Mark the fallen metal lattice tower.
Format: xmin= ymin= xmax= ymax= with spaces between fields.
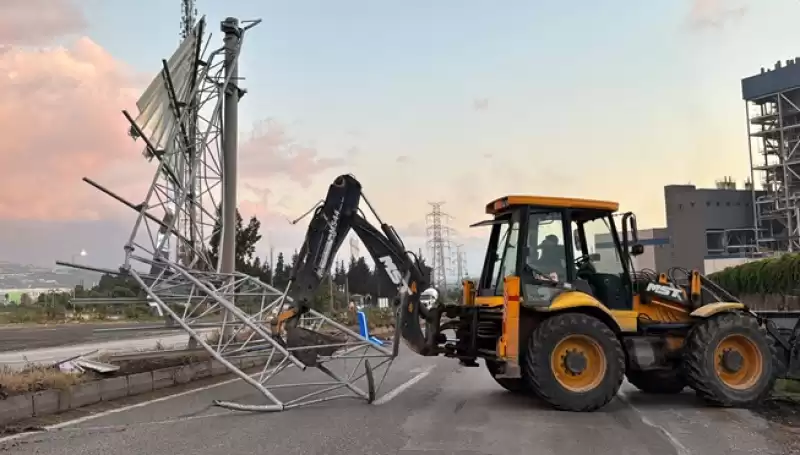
xmin=60 ymin=16 xmax=398 ymax=412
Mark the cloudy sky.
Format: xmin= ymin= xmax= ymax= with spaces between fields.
xmin=1 ymin=0 xmax=798 ymax=276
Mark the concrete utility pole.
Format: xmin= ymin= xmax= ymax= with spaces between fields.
xmin=219 ymin=17 xmax=240 ymax=277
xmin=219 ymin=17 xmax=241 ymax=340
xmin=269 ymin=244 xmax=275 ymax=286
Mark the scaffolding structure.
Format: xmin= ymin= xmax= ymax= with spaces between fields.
xmin=743 ymin=58 xmax=800 ymax=252
xmin=56 ymin=14 xmax=397 ymax=412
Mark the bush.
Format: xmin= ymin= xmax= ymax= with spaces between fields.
xmin=708 ymin=253 xmax=800 ymax=296
xmin=363 ymin=307 xmax=395 ymax=329
xmin=0 ymin=365 xmax=85 ymax=395
xmin=0 ymin=306 xmax=49 ymax=324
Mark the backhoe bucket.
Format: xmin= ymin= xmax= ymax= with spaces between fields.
xmin=285 ymin=325 xmax=348 ymax=367
xmin=759 ymin=310 xmax=800 ymax=380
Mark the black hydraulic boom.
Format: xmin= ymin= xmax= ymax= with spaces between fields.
xmin=284 ymin=174 xmax=439 ymax=355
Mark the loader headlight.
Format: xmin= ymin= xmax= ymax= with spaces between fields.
xmin=522 ymin=284 xmax=563 ymax=307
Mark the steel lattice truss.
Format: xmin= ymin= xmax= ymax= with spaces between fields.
xmin=70 ymin=16 xmax=398 ymax=412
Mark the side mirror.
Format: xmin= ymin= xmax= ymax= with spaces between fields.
xmin=630 ymin=244 xmax=644 ymax=256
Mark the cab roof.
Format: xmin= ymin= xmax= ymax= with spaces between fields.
xmin=485 ymin=195 xmax=619 ymax=215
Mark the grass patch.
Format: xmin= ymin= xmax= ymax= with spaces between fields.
xmin=776 ymin=379 xmax=800 ymax=398
xmin=0 ymin=365 xmax=85 ymax=397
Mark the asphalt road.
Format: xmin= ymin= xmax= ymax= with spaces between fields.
xmin=0 ymin=329 xmax=213 ymax=369
xmin=0 ymin=323 xmax=176 ymax=353
xmin=1 ymin=346 xmax=797 ymax=455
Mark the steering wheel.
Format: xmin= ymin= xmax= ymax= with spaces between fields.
xmin=523 ymin=263 xmax=557 ymax=282
xmin=575 ymin=254 xmax=596 ymax=274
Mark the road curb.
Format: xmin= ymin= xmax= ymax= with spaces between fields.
xmin=0 ymin=356 xmax=268 ymax=428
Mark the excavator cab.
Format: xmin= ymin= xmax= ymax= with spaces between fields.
xmin=470 ymin=196 xmax=640 ymax=313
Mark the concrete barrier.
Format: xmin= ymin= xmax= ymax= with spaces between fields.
xmin=0 ymin=357 xmax=268 ymax=428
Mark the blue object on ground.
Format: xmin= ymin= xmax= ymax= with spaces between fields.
xmin=357 ymin=310 xmax=387 ymax=346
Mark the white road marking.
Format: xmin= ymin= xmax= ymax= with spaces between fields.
xmin=0 ymin=361 xmax=435 ymax=444
xmin=618 ymin=392 xmax=692 ymax=455
xmin=0 ymin=372 xmax=253 ymax=445
xmin=373 ymin=365 xmax=435 ymax=405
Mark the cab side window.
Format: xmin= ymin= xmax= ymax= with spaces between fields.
xmin=526 ymin=211 xmax=567 ymax=282
xmin=494 ymin=218 xmax=520 ymax=295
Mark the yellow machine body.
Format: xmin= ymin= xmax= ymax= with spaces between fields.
xmin=453 ymin=194 xmax=774 ymax=412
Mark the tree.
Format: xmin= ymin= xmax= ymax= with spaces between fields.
xmin=333 ymin=260 xmax=347 ymax=288
xmin=208 ymin=204 xmax=262 ymax=270
xmin=274 ymin=252 xmax=290 ymax=289
xmin=96 ymin=273 xmax=141 ymax=296
xmin=348 ymin=257 xmax=372 ymax=295
xmin=259 ymin=259 xmax=274 ymax=285
xmin=20 ymin=293 xmax=32 ymax=306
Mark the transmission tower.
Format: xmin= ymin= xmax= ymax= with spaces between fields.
xmin=180 ymin=0 xmax=197 ymax=39
xmin=349 ymin=235 xmax=360 ymax=260
xmin=426 ymin=202 xmax=455 ymax=291
xmin=160 ymin=0 xmax=201 ymax=266
xmin=454 ymin=243 xmax=468 ymax=282
xmin=58 ymin=14 xmax=397 ymax=413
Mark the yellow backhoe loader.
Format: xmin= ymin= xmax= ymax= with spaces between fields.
xmin=279 ymin=174 xmax=799 ymax=412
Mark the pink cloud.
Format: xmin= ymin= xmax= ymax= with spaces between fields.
xmin=687 ymin=0 xmax=747 ymax=30
xmin=239 ymin=119 xmax=346 ymax=188
xmin=0 ymin=0 xmax=87 ymax=46
xmin=0 ymin=1 xmax=145 ymax=221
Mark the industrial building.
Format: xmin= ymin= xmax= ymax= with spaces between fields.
xmin=594 ymin=179 xmax=766 ymax=274
xmin=595 ymin=227 xmax=670 ymax=273
xmin=590 ymin=56 xmax=800 ymax=275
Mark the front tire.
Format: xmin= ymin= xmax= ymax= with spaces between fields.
xmin=486 ymin=360 xmax=529 ymax=393
xmin=683 ymin=312 xmax=777 ymax=407
xmin=524 ymin=313 xmax=625 ymax=412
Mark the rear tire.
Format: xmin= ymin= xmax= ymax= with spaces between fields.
xmin=684 ymin=312 xmax=777 ymax=407
xmin=524 ymin=312 xmax=625 ymax=412
xmin=626 ymin=368 xmax=687 ymax=394
xmin=486 ymin=360 xmax=529 ymax=393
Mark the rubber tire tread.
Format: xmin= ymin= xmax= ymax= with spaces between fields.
xmin=626 ymin=368 xmax=687 ymax=394
xmin=485 ymin=360 xmax=529 ymax=394
xmin=524 ymin=312 xmax=625 ymax=412
xmin=683 ymin=311 xmax=778 ymax=407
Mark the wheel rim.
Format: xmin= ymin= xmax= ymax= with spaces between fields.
xmin=550 ymin=334 xmax=607 ymax=393
xmin=713 ymin=334 xmax=763 ymax=390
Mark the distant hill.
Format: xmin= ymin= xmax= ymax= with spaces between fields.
xmin=0 ymin=218 xmax=132 ymax=269
xmin=0 ymin=261 xmax=104 ymax=290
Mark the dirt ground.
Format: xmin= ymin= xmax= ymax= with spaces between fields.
xmin=754 ymin=380 xmax=800 ymax=428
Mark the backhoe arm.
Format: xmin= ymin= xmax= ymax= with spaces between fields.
xmin=283 ymin=174 xmax=436 ymax=355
